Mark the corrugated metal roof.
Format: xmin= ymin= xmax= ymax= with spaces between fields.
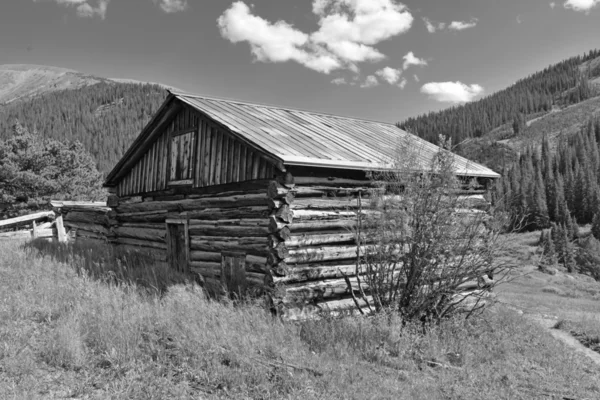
xmin=172 ymin=91 xmax=500 ymax=179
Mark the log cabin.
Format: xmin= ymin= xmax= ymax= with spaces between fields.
xmin=103 ymin=91 xmax=500 ymax=319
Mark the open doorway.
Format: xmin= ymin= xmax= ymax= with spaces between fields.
xmin=166 ymin=219 xmax=189 ymax=274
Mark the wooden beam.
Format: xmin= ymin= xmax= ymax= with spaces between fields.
xmin=0 ymin=211 xmax=55 ymax=230
xmin=55 ymin=215 xmax=67 ymax=243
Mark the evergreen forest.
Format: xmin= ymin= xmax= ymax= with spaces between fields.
xmin=398 ymin=49 xmax=600 ymax=144
xmin=0 ymin=82 xmax=167 ymax=174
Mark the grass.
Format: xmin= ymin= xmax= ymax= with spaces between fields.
xmin=1 ymin=239 xmax=600 ymax=399
xmin=496 ymin=230 xmax=600 ymax=360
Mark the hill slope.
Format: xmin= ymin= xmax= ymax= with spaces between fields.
xmin=399 ymin=49 xmax=600 ymax=158
xmin=0 ymin=64 xmax=111 ymax=105
xmin=0 ymin=81 xmax=168 ymax=174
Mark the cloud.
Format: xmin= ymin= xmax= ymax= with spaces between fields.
xmin=375 ymin=66 xmax=402 ymax=85
xmin=420 ymin=81 xmax=484 ymax=103
xmin=563 ymin=0 xmax=600 ymax=12
xmin=550 ymin=2 xmax=556 ymax=8
xmin=413 ymin=74 xmax=420 ymax=82
xmin=448 ymin=18 xmax=478 ymax=31
xmin=331 ymin=77 xmax=347 ymax=85
xmin=423 ymin=17 xmax=436 ymax=33
xmin=360 ymin=75 xmax=379 ymax=88
xmin=154 ymin=0 xmax=188 ymax=13
xmin=422 ymin=17 xmax=476 ymax=33
xmin=516 ymin=14 xmax=523 ymax=23
xmin=398 ymin=77 xmax=407 ymax=89
xmin=35 ymin=0 xmax=110 ymax=19
xmin=402 ymin=51 xmax=427 ymax=70
xmin=218 ymin=0 xmax=414 ymax=74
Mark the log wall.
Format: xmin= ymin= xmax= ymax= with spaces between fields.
xmin=264 ymin=172 xmax=374 ymax=319
xmin=116 ymin=106 xmax=276 ymax=197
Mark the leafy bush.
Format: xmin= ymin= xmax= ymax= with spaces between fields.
xmin=351 ymin=137 xmax=505 ymax=323
xmin=0 ymin=122 xmax=105 ymax=217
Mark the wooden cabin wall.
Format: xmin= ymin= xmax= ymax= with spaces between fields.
xmin=57 ymin=204 xmax=113 ymax=242
xmin=110 ymin=180 xmax=276 ymax=288
xmin=264 ymin=170 xmax=491 ymax=320
xmin=116 ymin=106 xmax=276 ymax=198
xmin=265 ymin=172 xmax=374 ymax=320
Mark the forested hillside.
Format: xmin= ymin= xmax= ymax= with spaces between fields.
xmin=0 ymin=82 xmax=167 ymax=173
xmin=399 ymin=49 xmax=600 ymax=144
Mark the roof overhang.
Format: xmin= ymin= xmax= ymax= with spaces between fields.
xmin=282 ymin=156 xmax=501 ymax=178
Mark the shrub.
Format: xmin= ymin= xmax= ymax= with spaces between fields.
xmin=350 ymin=137 xmax=507 ymax=323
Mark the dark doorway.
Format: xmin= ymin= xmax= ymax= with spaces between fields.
xmin=166 ymin=219 xmax=189 ymax=273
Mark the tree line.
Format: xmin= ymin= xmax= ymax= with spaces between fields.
xmin=0 ymin=82 xmax=167 ymax=174
xmin=398 ymin=49 xmax=600 ymax=144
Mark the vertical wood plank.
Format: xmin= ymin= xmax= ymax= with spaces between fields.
xmin=142 ymin=153 xmax=148 ymax=193
xmin=239 ymin=145 xmax=247 ymax=182
xmin=204 ymin=124 xmax=213 ymax=187
xmin=132 ymin=164 xmax=138 ymax=195
xmin=258 ymin=157 xmax=266 ymax=179
xmin=246 ymin=151 xmax=254 ymax=181
xmin=156 ymin=134 xmax=163 ymax=190
xmin=148 ymin=147 xmax=155 ymax=192
xmin=211 ymin=129 xmax=223 ymax=185
xmin=194 ymin=121 xmax=204 ymax=187
xmin=221 ymin=135 xmax=229 ymax=184
xmin=233 ymin=141 xmax=241 ymax=182
xmin=169 ymin=136 xmax=177 ymax=181
xmin=56 ymin=216 xmax=67 ymax=243
xmin=227 ymin=136 xmax=234 ymax=183
xmin=152 ymin=142 xmax=159 ymax=191
xmin=189 ymin=131 xmax=195 ymax=180
xmin=221 ymin=252 xmax=247 ymax=296
xmin=181 ymin=133 xmax=189 ymax=180
xmin=252 ymin=153 xmax=260 ymax=179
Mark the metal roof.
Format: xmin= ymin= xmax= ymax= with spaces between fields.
xmin=172 ymin=91 xmax=500 ymax=179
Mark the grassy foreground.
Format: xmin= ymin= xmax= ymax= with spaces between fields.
xmin=0 ymin=240 xmax=599 ymax=399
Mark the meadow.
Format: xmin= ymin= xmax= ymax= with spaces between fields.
xmin=0 ymin=238 xmax=599 ymax=399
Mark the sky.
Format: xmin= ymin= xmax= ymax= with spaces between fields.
xmin=0 ymin=0 xmax=599 ymax=123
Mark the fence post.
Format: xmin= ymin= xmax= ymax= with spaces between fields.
xmin=55 ymin=215 xmax=67 ymax=243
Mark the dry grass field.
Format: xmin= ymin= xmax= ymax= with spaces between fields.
xmin=0 ymin=238 xmax=599 ymax=399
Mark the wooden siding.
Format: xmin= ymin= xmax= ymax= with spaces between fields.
xmin=116 ymin=106 xmax=276 ymax=197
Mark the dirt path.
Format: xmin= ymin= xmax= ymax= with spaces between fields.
xmin=523 ymin=311 xmax=600 ymax=366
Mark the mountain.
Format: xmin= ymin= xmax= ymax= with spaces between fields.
xmin=399 ymin=49 xmax=600 ymax=172
xmin=0 ymin=75 xmax=168 ymax=174
xmin=0 ymin=64 xmax=112 ymax=105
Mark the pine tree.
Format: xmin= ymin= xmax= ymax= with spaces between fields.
xmin=592 ymin=210 xmax=600 ymax=240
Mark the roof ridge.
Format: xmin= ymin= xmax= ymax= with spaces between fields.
xmin=168 ymin=90 xmax=398 ymax=127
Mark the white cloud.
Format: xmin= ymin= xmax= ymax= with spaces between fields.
xmin=550 ymin=2 xmax=556 ymax=8
xmin=421 ymin=81 xmax=484 ymax=103
xmin=413 ymin=74 xmax=420 ymax=82
xmin=423 ymin=17 xmax=436 ymax=33
xmin=154 ymin=0 xmax=188 ymax=13
xmin=398 ymin=77 xmax=407 ymax=89
xmin=448 ymin=18 xmax=478 ymax=31
xmin=422 ymin=17 xmax=476 ymax=33
xmin=516 ymin=14 xmax=523 ymax=23
xmin=331 ymin=77 xmax=347 ymax=85
xmin=35 ymin=0 xmax=110 ymax=19
xmin=402 ymin=51 xmax=427 ymax=70
xmin=375 ymin=66 xmax=402 ymax=85
xmin=563 ymin=0 xmax=600 ymax=12
xmin=360 ymin=75 xmax=379 ymax=88
xmin=218 ymin=0 xmax=414 ymax=74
